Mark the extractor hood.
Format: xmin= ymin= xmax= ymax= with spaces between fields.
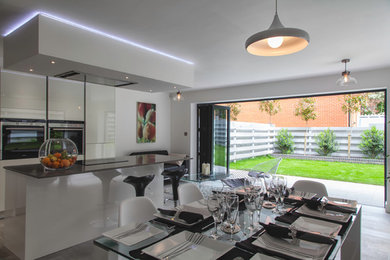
xmin=55 ymin=71 xmax=137 ymax=87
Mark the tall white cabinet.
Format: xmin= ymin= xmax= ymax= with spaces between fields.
xmin=86 ymin=83 xmax=116 ymax=159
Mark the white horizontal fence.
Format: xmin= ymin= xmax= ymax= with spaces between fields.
xmin=220 ymin=121 xmax=384 ymax=162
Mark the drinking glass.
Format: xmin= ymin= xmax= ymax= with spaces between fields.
xmin=207 ymin=194 xmax=222 ymax=239
xmin=225 ymin=194 xmax=239 ymax=241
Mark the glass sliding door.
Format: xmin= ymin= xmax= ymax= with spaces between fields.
xmin=197 ymin=104 xmax=230 ymax=177
xmin=213 ymin=105 xmax=230 ymax=175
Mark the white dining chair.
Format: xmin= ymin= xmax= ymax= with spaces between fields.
xmin=178 ymin=182 xmax=204 ymax=205
xmin=292 ymin=180 xmax=328 ymax=197
xmin=119 ymin=197 xmax=157 ymax=226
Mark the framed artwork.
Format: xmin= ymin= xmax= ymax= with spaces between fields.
xmin=137 ymin=102 xmax=156 ymax=143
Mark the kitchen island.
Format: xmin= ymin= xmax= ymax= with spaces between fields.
xmin=2 ymin=154 xmax=189 ymax=260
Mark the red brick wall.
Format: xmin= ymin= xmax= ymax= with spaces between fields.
xmin=222 ymin=95 xmax=354 ymax=127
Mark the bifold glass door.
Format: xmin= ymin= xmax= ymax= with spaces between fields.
xmin=197 ymin=104 xmax=230 ymax=177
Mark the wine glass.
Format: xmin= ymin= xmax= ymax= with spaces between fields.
xmin=244 ymin=177 xmax=255 ymax=193
xmin=262 ymin=173 xmax=273 ymax=201
xmin=244 ymin=190 xmax=257 ymax=232
xmin=253 ymin=179 xmax=265 ymax=224
xmin=269 ymin=176 xmax=278 ymax=212
xmin=207 ymin=194 xmax=222 ymax=239
xmin=277 ymin=176 xmax=287 ymax=212
xmin=225 ymin=194 xmax=239 ymax=241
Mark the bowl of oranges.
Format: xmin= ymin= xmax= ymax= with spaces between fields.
xmin=39 ymin=138 xmax=78 ymax=170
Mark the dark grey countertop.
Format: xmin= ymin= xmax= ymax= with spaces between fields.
xmin=4 ymin=154 xmax=190 ymax=179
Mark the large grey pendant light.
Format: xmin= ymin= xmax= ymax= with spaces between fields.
xmin=336 ymin=59 xmax=357 ymax=87
xmin=245 ymin=0 xmax=310 ymax=56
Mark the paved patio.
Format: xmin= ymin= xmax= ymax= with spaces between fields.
xmin=229 ymin=169 xmax=385 ymax=207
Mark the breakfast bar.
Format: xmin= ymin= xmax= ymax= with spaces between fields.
xmin=2 ymin=154 xmax=189 ymax=260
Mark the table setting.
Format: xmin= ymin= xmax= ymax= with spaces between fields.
xmin=94 ymin=174 xmax=361 ymax=260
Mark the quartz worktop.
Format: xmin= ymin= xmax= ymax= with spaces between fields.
xmin=3 ymin=154 xmax=190 ymax=178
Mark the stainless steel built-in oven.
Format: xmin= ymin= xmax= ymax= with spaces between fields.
xmin=1 ymin=119 xmax=46 ymax=160
xmin=49 ymin=121 xmax=84 ymax=155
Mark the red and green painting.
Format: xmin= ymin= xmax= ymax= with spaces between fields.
xmin=137 ymin=102 xmax=156 ymax=143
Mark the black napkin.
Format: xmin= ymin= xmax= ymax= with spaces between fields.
xmin=325 ymin=204 xmax=356 ymax=214
xmin=157 ymin=208 xmax=204 ymax=224
xmin=260 ymin=223 xmax=334 ymax=244
xmin=275 ymin=211 xmax=300 ymax=224
xmin=304 ymin=197 xmax=322 ymax=210
xmin=304 ymin=198 xmax=355 ymax=213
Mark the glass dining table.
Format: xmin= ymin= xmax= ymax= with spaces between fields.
xmin=94 ymin=198 xmax=361 ymax=260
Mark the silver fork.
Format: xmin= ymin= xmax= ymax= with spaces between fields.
xmin=114 ymin=223 xmax=146 ymax=239
xmin=162 ymin=233 xmax=205 ymax=259
xmin=157 ymin=232 xmax=195 ymax=258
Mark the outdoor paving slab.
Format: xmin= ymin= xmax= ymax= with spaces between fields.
xmin=229 ymin=170 xmax=384 ymax=207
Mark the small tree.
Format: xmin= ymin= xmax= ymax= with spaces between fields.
xmin=228 ymin=103 xmax=241 ymax=121
xmin=359 ymin=126 xmax=384 ymax=159
xmin=275 ymin=129 xmax=294 ymax=154
xmin=259 ymin=100 xmax=281 ymax=125
xmin=294 ymin=98 xmax=317 ymax=155
xmin=315 ymin=129 xmax=339 ymax=156
xmin=341 ymin=94 xmax=368 ymax=127
xmin=294 ymin=98 xmax=318 ymax=125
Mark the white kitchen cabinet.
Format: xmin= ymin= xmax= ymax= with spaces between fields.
xmin=48 ymin=77 xmax=84 ymax=121
xmin=85 ymin=83 xmax=115 ymax=159
xmin=0 ymin=70 xmax=46 ymax=119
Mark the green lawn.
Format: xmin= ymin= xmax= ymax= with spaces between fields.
xmin=230 ymin=155 xmax=384 ymax=186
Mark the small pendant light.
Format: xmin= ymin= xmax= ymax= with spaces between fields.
xmin=245 ymin=0 xmax=310 ymax=56
xmin=336 ymin=59 xmax=357 ymax=87
xmin=173 ymin=91 xmax=183 ymax=101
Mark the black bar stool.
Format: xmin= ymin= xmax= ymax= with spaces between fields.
xmin=162 ymin=166 xmax=188 ymax=206
xmin=123 ymin=175 xmax=155 ymax=197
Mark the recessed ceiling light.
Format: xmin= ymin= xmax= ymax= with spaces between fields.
xmin=149 ymin=90 xmax=153 ymax=92
xmin=125 ymin=76 xmax=129 ymax=79
xmin=51 ymin=60 xmax=56 ymax=64
xmin=173 ymin=86 xmax=177 ymax=89
xmin=29 ymin=68 xmax=34 ymax=72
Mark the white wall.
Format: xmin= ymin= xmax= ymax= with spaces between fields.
xmin=171 ymin=67 xmax=390 ymax=212
xmin=115 ymin=88 xmax=171 ymax=156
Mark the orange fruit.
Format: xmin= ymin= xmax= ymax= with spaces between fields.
xmin=54 ymin=152 xmax=62 ymax=158
xmin=42 ymin=157 xmax=50 ymax=165
xmin=52 ymin=161 xmax=59 ymax=169
xmin=62 ymin=159 xmax=70 ymax=168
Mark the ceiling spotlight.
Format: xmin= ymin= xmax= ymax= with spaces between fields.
xmin=125 ymin=76 xmax=129 ymax=79
xmin=50 ymin=60 xmax=56 ymax=64
xmin=245 ymin=0 xmax=310 ymax=56
xmin=29 ymin=68 xmax=34 ymax=72
xmin=336 ymin=59 xmax=357 ymax=87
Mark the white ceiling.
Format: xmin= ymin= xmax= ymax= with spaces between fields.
xmin=0 ymin=0 xmax=390 ymax=91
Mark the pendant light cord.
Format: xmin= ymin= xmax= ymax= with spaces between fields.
xmin=275 ymin=0 xmax=278 ymax=14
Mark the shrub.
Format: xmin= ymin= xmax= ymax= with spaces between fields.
xmin=315 ymin=129 xmax=339 ymax=156
xmin=276 ymin=129 xmax=294 ymax=154
xmin=359 ymin=126 xmax=384 ymax=159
